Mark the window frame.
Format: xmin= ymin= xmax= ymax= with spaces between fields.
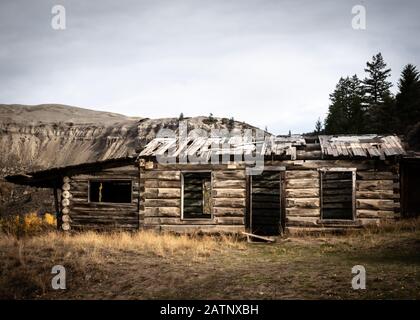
xmin=319 ymin=168 xmax=357 ymax=221
xmin=88 ymin=179 xmax=133 ymax=204
xmin=181 ymin=171 xmax=213 ymax=220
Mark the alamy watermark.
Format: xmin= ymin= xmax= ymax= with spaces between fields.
xmin=154 ymin=121 xmax=266 ymax=175
xmin=51 ymin=5 xmax=66 ymax=30
xmin=351 ymin=265 xmax=366 ymax=290
xmin=51 ymin=265 xmax=66 ymax=290
xmin=352 ymin=4 xmax=366 ymax=30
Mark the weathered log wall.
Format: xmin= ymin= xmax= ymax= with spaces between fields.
xmin=266 ymin=160 xmax=400 ymax=233
xmin=59 ymin=158 xmax=400 ymax=234
xmin=140 ymin=163 xmax=246 ymax=233
xmin=66 ymin=165 xmax=140 ymax=231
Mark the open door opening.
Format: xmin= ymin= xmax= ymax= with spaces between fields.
xmin=248 ymin=170 xmax=283 ymax=236
xmin=401 ymin=159 xmax=420 ymax=218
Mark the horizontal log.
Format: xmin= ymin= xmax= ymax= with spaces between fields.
xmin=213 ymin=207 xmax=245 ymax=217
xmin=213 ymin=180 xmax=246 ymax=189
xmin=358 ymin=218 xmax=380 ymax=226
xmin=286 ymin=216 xmax=319 ymax=227
xmin=356 ymin=190 xmax=394 ymax=199
xmin=213 ymin=189 xmax=246 ymax=198
xmin=71 ymin=215 xmax=139 ymax=222
xmin=144 ymin=180 xmax=181 ymax=188
xmin=215 ymin=216 xmax=245 ymax=225
xmin=286 ymin=198 xmax=319 ymax=208
xmin=213 ymin=171 xmax=246 ymax=180
xmin=144 ymin=199 xmax=180 ymax=207
xmin=285 ymin=208 xmax=320 ymax=217
xmin=357 ymin=210 xmax=396 ymax=218
xmin=286 ymin=178 xmax=319 ymax=189
xmin=356 ymin=171 xmax=396 ymax=180
xmin=142 ymin=207 xmax=181 ymax=217
xmin=143 ymin=171 xmax=180 ymax=180
xmin=144 ymin=188 xmax=180 ymax=199
xmin=286 ymin=170 xmax=318 ymax=179
xmin=285 ymin=188 xmax=319 ymax=198
xmin=357 ymin=180 xmax=393 ymax=191
xmin=356 ymin=199 xmax=394 ymax=211
xmin=154 ymin=163 xmax=246 ymax=171
xmin=213 ymin=198 xmax=245 ymax=208
xmin=144 ymin=217 xmax=214 ymax=225
xmin=269 ymin=160 xmax=377 ymax=170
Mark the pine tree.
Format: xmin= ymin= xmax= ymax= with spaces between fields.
xmin=179 ymin=112 xmax=184 ymax=121
xmin=324 ymin=76 xmax=366 ymax=134
xmin=395 ymin=64 xmax=420 ymax=134
xmin=363 ymin=53 xmax=394 ymax=132
xmin=314 ymin=117 xmax=323 ymax=134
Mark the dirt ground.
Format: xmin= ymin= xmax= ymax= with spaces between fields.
xmin=0 ymin=221 xmax=419 ymax=300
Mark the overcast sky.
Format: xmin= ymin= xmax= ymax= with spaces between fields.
xmin=1 ymin=0 xmax=419 ymax=134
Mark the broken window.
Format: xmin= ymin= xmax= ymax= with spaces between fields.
xmin=89 ymin=180 xmax=132 ymax=203
xmin=321 ymin=171 xmax=354 ymax=220
xmin=182 ymin=172 xmax=212 ymax=219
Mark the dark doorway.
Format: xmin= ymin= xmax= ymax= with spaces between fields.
xmin=401 ymin=159 xmax=420 ymax=218
xmin=320 ymin=171 xmax=355 ymax=220
xmin=249 ymin=171 xmax=283 ymax=236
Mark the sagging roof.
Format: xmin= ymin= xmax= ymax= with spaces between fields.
xmin=139 ymin=134 xmax=405 ymax=161
xmin=318 ymin=135 xmax=405 ymax=159
xmin=5 ymin=156 xmax=136 ymax=188
xmin=138 ymin=135 xmax=306 ymax=160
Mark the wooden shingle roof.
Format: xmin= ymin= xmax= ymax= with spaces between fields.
xmin=318 ymin=135 xmax=405 ymax=159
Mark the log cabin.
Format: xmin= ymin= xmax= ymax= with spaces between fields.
xmin=6 ymin=134 xmax=410 ymax=235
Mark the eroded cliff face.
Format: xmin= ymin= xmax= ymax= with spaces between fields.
xmin=0 ymin=122 xmax=140 ymax=175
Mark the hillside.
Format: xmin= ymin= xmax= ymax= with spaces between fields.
xmin=0 ymin=104 xmax=264 ymax=215
xmin=0 ymin=104 xmax=263 ymax=175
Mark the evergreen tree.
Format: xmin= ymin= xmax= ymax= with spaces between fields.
xmin=179 ymin=112 xmax=184 ymax=121
xmin=324 ymin=75 xmax=366 ymax=134
xmin=395 ymin=64 xmax=420 ymax=133
xmin=362 ymin=53 xmax=394 ymax=132
xmin=314 ymin=117 xmax=323 ymax=134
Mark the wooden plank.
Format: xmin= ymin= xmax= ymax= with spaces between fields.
xmin=144 ymin=199 xmax=181 ymax=207
xmin=356 ymin=190 xmax=394 ymax=199
xmin=356 ymin=171 xmax=395 ymax=180
xmin=285 ymin=170 xmax=319 ymax=179
xmin=213 ymin=198 xmax=245 ymax=208
xmin=143 ymin=207 xmax=181 ymax=217
xmin=285 ymin=178 xmax=319 ymax=189
xmin=286 ymin=216 xmax=319 ymax=227
xmin=143 ymin=171 xmax=180 ymax=180
xmin=357 ymin=210 xmax=396 ymax=218
xmin=213 ymin=189 xmax=246 ymax=198
xmin=213 ymin=207 xmax=245 ymax=217
xmin=356 ymin=180 xmax=394 ymax=191
xmin=285 ymin=188 xmax=319 ymax=198
xmin=356 ymin=199 xmax=395 ymax=210
xmin=286 ymin=198 xmax=319 ymax=208
xmin=213 ymin=171 xmax=246 ymax=180
xmin=285 ymin=208 xmax=320 ymax=217
xmin=213 ymin=180 xmax=246 ymax=189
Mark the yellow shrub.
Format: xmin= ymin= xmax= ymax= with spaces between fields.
xmin=0 ymin=213 xmax=57 ymax=237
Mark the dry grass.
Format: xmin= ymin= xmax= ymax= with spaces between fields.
xmin=0 ymin=218 xmax=418 ymax=299
xmin=0 ymin=230 xmax=245 ymax=299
